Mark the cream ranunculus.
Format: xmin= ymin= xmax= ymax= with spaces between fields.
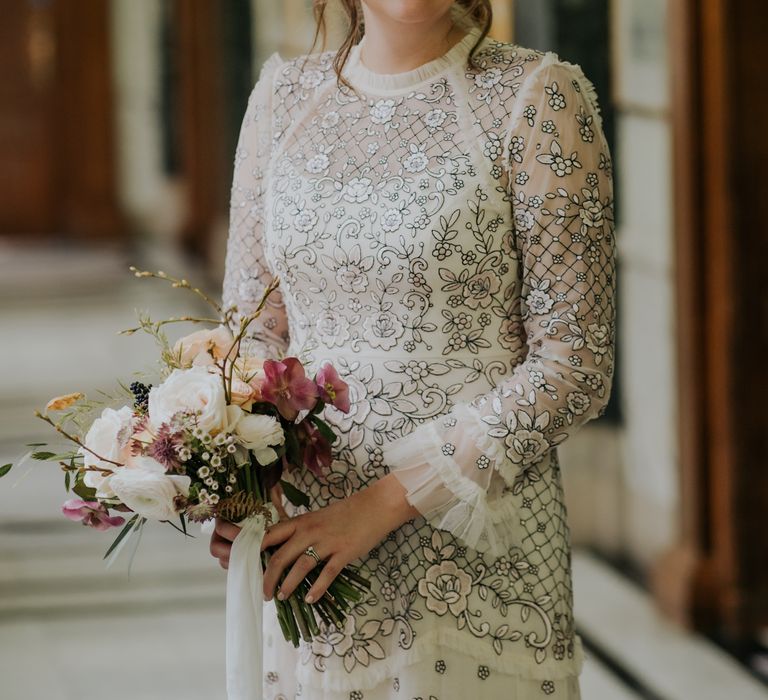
xmin=80 ymin=406 xmax=135 ymax=496
xmin=229 ymin=376 xmax=257 ymax=410
xmin=233 ymin=354 xmax=266 ymax=397
xmin=148 ymin=367 xmax=228 ymax=434
xmin=110 ymin=456 xmax=190 ymax=521
xmin=235 ymin=353 xmax=264 ymax=377
xmin=234 ymin=413 xmax=285 ymax=466
xmin=173 ymin=325 xmax=235 ymax=368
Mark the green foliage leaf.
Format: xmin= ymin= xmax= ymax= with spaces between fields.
xmin=0 ymin=463 xmax=12 ymax=478
xmin=280 ymin=479 xmax=310 ymax=508
xmin=31 ymin=451 xmax=56 ymax=460
xmin=309 ymin=415 xmax=336 ymax=444
xmin=103 ymin=514 xmax=139 ymax=560
xmin=284 ymin=428 xmax=301 ymax=466
xmin=64 ymin=470 xmax=71 ymax=492
xmin=163 ymin=516 xmax=194 ymax=538
xmin=72 ymin=474 xmax=97 ymax=501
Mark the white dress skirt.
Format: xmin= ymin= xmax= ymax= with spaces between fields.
xmin=223 ymin=21 xmax=615 ymax=700
xmin=263 ymin=599 xmax=581 ymax=699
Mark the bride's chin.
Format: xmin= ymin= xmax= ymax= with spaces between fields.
xmin=361 ymin=0 xmax=455 ymax=26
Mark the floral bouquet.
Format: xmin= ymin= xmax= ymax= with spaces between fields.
xmin=1 ymin=269 xmax=370 ymax=660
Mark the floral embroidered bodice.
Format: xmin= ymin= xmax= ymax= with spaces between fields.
xmin=223 ymin=26 xmax=615 ymax=695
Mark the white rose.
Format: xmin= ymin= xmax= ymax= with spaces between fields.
xmin=110 ymin=456 xmax=190 ymax=521
xmin=148 ymin=367 xmax=227 ymax=434
xmin=233 ymin=412 xmax=285 ymax=466
xmin=80 ymin=406 xmax=135 ymax=496
xmin=173 ymin=325 xmax=235 ymax=368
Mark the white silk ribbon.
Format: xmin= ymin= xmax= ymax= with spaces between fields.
xmin=226 ymin=506 xmax=277 ymax=700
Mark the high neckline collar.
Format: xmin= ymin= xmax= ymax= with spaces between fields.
xmin=343 ymin=26 xmax=482 ymax=94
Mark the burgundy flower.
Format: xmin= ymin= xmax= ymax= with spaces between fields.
xmin=299 ymin=422 xmax=332 ymax=477
xmin=260 ymin=357 xmax=318 ymax=421
xmin=62 ymin=498 xmax=125 ymax=531
xmin=315 ymin=363 xmax=351 ymax=413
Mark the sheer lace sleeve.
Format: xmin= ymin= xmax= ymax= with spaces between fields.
xmin=382 ymin=55 xmax=616 ymax=555
xmin=222 ymin=53 xmax=289 ymax=360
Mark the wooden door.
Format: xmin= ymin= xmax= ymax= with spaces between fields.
xmin=0 ymin=1 xmax=57 ymax=235
xmin=0 ymin=0 xmax=121 ymax=240
xmin=660 ymin=0 xmax=768 ymax=641
xmin=172 ymin=0 xmax=255 ymax=261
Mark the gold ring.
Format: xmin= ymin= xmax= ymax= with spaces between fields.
xmin=303 ymin=545 xmax=321 ymax=564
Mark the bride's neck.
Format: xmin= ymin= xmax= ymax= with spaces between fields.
xmin=358 ymin=10 xmax=467 ymax=74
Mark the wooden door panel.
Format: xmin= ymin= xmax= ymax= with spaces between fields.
xmin=0 ymin=1 xmax=57 ymax=234
xmin=0 ymin=0 xmax=120 ymax=240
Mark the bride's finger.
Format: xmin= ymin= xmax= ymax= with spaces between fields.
xmin=269 ymin=483 xmax=290 ymax=521
xmin=304 ymin=556 xmax=344 ymax=604
xmin=276 ymin=547 xmax=322 ymax=601
xmin=260 ymin=518 xmax=296 ymax=552
xmin=214 ymin=518 xmax=241 ymax=542
xmin=262 ymin=534 xmax=309 ymax=600
xmin=210 ymin=532 xmax=232 ymax=560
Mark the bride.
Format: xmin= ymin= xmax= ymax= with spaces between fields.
xmin=210 ymin=1 xmax=615 ymax=697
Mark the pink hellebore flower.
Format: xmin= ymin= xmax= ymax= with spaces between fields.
xmin=62 ymin=498 xmax=126 ymax=531
xmin=301 ymin=422 xmax=333 ymax=477
xmin=260 ymin=357 xmax=318 ymax=421
xmin=315 ymin=363 xmax=351 ymax=414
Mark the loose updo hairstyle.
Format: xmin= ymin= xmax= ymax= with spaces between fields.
xmin=310 ymin=0 xmax=493 ymax=86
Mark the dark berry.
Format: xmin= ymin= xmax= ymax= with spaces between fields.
xmin=130 ymin=381 xmax=152 ymax=411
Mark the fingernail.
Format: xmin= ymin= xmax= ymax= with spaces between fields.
xmin=277 ymin=590 xmax=285 ymax=601
xmin=305 ymin=593 xmax=314 ymax=604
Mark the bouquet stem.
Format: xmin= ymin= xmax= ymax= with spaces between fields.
xmin=241 ymin=458 xmax=371 ymax=647
xmin=261 ymin=546 xmax=371 ymax=647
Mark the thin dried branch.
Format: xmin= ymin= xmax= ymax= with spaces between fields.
xmin=119 ymin=315 xmax=222 ymax=336
xmin=129 ymin=267 xmax=222 ymax=314
xmin=34 ymin=411 xmax=124 ymax=467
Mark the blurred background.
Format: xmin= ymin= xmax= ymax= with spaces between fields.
xmin=1 ymin=1 xmax=766 ymax=698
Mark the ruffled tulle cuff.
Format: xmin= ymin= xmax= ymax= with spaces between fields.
xmin=382 ymin=404 xmax=521 ymax=556
xmin=456 ymin=401 xmax=519 ymax=488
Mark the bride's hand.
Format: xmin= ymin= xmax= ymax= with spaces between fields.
xmin=210 ymin=518 xmax=240 ymax=570
xmin=260 ymin=473 xmax=417 ymax=603
xmin=208 ymin=482 xmax=290 ymax=570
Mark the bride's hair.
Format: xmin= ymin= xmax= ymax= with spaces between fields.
xmin=310 ymin=0 xmax=493 ymax=85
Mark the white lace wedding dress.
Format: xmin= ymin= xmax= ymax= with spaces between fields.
xmin=223 ymin=25 xmax=615 ymax=700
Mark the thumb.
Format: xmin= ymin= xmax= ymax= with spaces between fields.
xmin=269 ymin=483 xmax=290 ymax=521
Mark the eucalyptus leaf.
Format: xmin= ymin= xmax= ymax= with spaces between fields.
xmin=31 ymin=451 xmax=56 ymax=460
xmin=0 ymin=464 xmax=12 ymax=478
